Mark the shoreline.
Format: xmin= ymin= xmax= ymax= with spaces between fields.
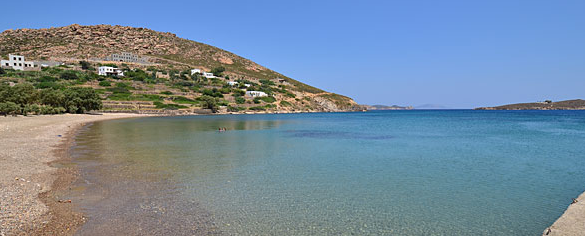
xmin=543 ymin=191 xmax=585 ymax=235
xmin=0 ymin=113 xmax=152 ymax=235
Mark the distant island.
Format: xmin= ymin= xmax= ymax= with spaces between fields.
xmin=475 ymin=99 xmax=585 ymax=110
xmin=415 ymin=104 xmax=449 ymax=109
xmin=363 ymin=105 xmax=413 ymax=110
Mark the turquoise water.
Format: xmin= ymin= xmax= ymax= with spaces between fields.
xmin=70 ymin=110 xmax=585 ymax=235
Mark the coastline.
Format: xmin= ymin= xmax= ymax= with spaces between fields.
xmin=543 ymin=191 xmax=585 ymax=235
xmin=0 ymin=113 xmax=151 ymax=235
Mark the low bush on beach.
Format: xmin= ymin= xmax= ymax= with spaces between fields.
xmin=227 ymin=106 xmax=245 ymax=112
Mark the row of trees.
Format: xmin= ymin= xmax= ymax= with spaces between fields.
xmin=0 ymin=82 xmax=102 ymax=116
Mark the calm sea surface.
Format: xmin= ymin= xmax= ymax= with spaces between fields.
xmin=69 ymin=110 xmax=585 ymax=235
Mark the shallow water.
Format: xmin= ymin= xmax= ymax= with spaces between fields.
xmin=70 ymin=110 xmax=585 ymax=235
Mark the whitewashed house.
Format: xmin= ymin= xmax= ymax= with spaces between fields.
xmin=1 ymin=54 xmax=36 ymax=71
xmin=98 ymin=66 xmax=124 ymax=77
xmin=190 ymin=68 xmax=202 ymax=75
xmin=202 ymin=72 xmax=216 ymax=78
xmin=244 ymin=83 xmax=251 ymax=87
xmin=246 ymin=91 xmax=268 ymax=97
xmin=227 ymin=81 xmax=239 ymax=86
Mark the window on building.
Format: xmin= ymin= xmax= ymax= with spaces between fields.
xmin=19 ymin=58 xmax=22 ymax=61
xmin=19 ymin=63 xmax=22 ymax=66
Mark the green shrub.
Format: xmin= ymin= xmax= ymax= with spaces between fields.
xmin=248 ymin=106 xmax=266 ymax=111
xmin=233 ymin=89 xmax=245 ymax=97
xmin=153 ymin=101 xmax=187 ymax=110
xmin=0 ymin=102 xmax=21 ymax=116
xmin=199 ymin=95 xmax=218 ymax=112
xmin=235 ymin=97 xmax=245 ymax=104
xmin=107 ymin=86 xmax=130 ymax=94
xmin=280 ymin=101 xmax=292 ymax=107
xmin=173 ymin=96 xmax=198 ymax=104
xmin=259 ymin=79 xmax=275 ymax=86
xmin=36 ymin=81 xmax=62 ymax=90
xmin=219 ymin=87 xmax=231 ymax=94
xmin=62 ymin=87 xmax=102 ymax=113
xmin=36 ymin=76 xmax=57 ymax=83
xmin=259 ymin=96 xmax=276 ymax=103
xmin=99 ymin=81 xmax=112 ymax=87
xmin=227 ymin=106 xmax=245 ymax=112
xmin=211 ymin=66 xmax=225 ymax=77
xmin=160 ymin=91 xmax=173 ymax=95
xmin=79 ymin=61 xmax=92 ymax=70
xmin=60 ymin=71 xmax=79 ymax=80
xmin=116 ymin=82 xmax=132 ymax=89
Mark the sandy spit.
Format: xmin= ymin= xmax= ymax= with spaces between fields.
xmin=0 ymin=113 xmax=151 ymax=235
xmin=543 ymin=191 xmax=585 ymax=236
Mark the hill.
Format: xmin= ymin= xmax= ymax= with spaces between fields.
xmin=475 ymin=99 xmax=585 ymax=110
xmin=0 ymin=24 xmax=362 ymax=114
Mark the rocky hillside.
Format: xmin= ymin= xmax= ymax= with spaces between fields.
xmin=0 ymin=24 xmax=362 ymax=113
xmin=475 ymin=99 xmax=585 ymax=110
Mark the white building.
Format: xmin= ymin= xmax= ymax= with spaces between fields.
xmin=244 ymin=83 xmax=251 ymax=87
xmin=227 ymin=81 xmax=239 ymax=86
xmin=246 ymin=91 xmax=268 ymax=97
xmin=105 ymin=52 xmax=149 ymax=64
xmin=1 ymin=54 xmax=36 ymax=71
xmin=98 ymin=66 xmax=124 ymax=77
xmin=202 ymin=72 xmax=216 ymax=78
xmin=190 ymin=68 xmax=202 ymax=75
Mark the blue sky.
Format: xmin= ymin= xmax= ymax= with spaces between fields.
xmin=1 ymin=0 xmax=584 ymax=108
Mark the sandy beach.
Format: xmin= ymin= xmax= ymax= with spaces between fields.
xmin=0 ymin=113 xmax=149 ymax=235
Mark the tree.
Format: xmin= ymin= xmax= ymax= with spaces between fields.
xmin=0 ymin=67 xmax=5 ymax=75
xmin=211 ymin=66 xmax=225 ymax=77
xmin=0 ymin=102 xmax=21 ymax=116
xmin=60 ymin=71 xmax=79 ymax=80
xmin=79 ymin=61 xmax=91 ymax=70
xmin=11 ymin=83 xmax=39 ymax=105
xmin=200 ymin=95 xmax=218 ymax=112
xmin=40 ymin=88 xmax=66 ymax=108
xmin=63 ymin=87 xmax=102 ymax=113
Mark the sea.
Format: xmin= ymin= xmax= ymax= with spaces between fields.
xmin=67 ymin=110 xmax=585 ymax=235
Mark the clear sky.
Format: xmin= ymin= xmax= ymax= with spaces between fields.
xmin=1 ymin=0 xmax=584 ymax=108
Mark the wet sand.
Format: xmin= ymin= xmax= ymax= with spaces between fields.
xmin=544 ymin=191 xmax=585 ymax=235
xmin=0 ymin=113 xmax=150 ymax=235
